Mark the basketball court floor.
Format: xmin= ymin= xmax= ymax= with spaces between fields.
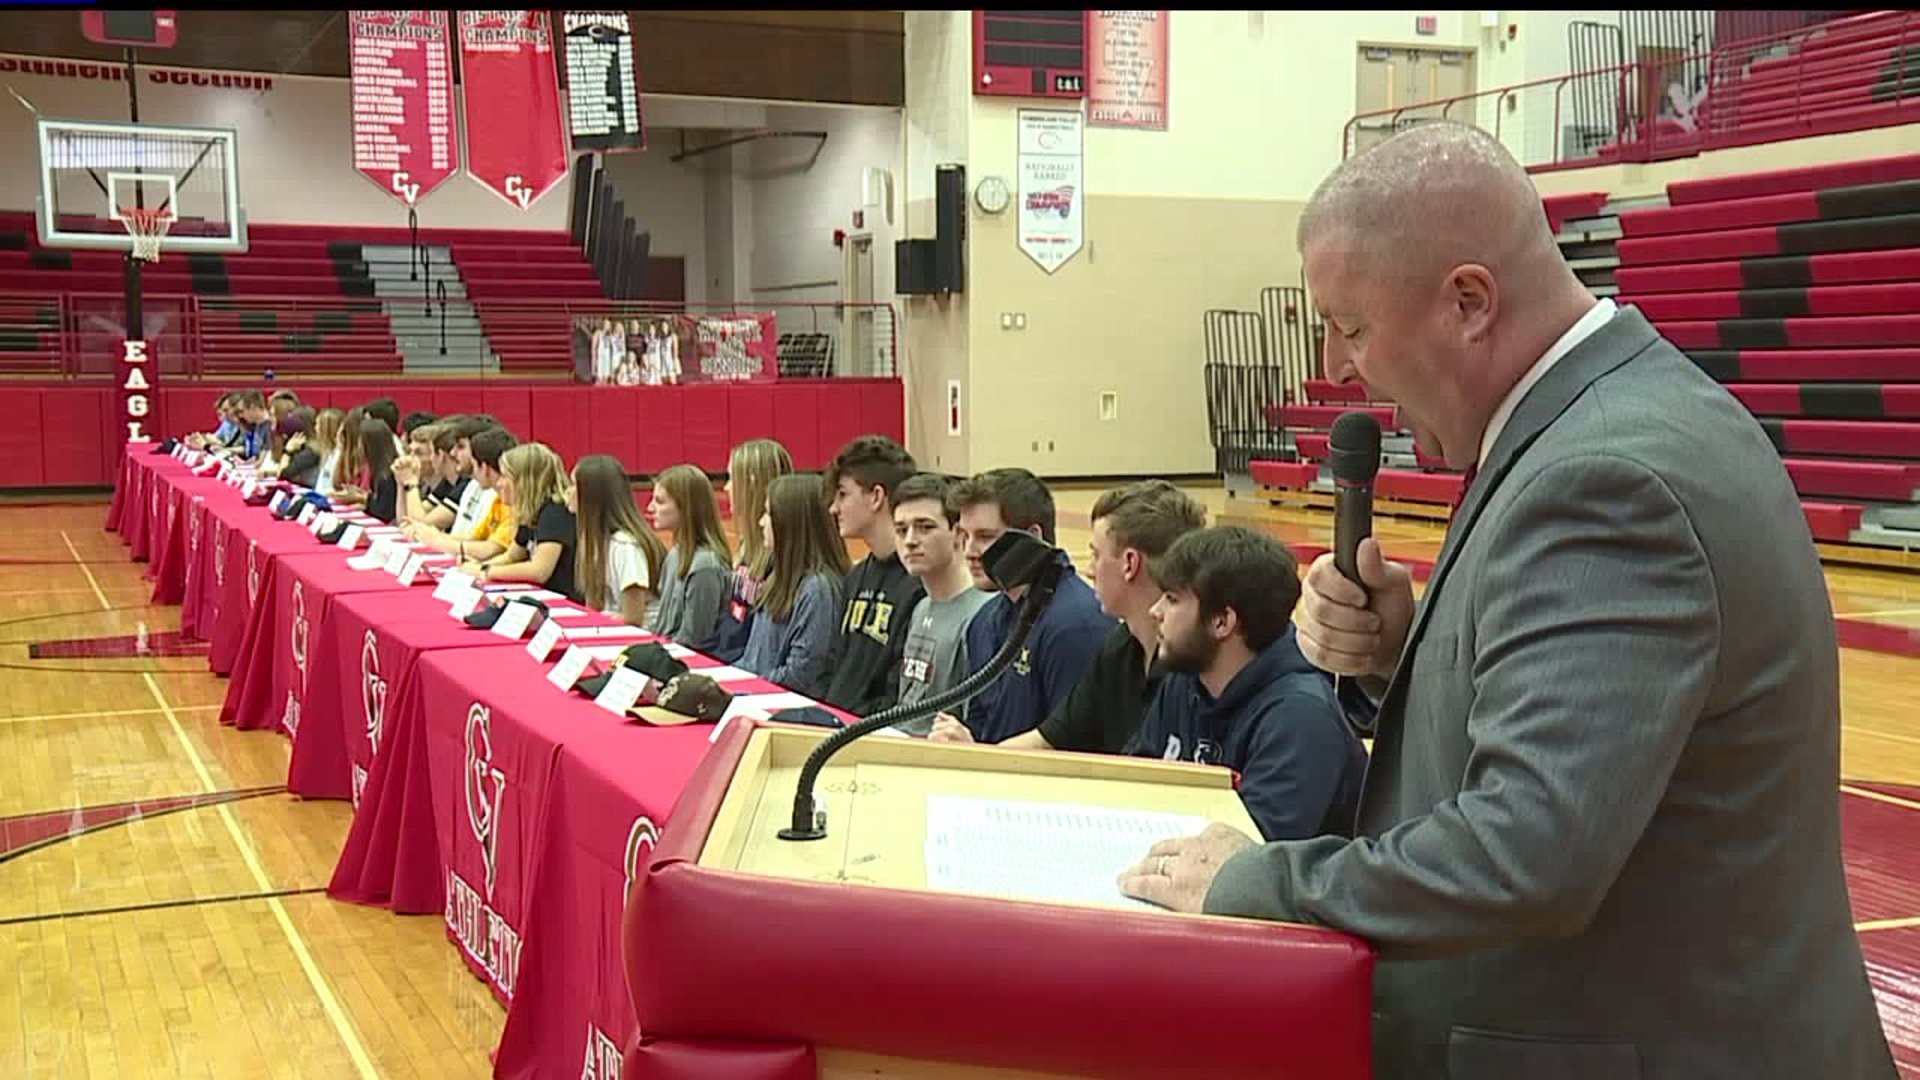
xmin=0 ymin=486 xmax=1914 ymax=1077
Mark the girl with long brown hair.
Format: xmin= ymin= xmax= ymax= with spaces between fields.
xmin=569 ymin=454 xmax=666 ymax=625
xmin=311 ymin=407 xmax=345 ymax=494
xmin=330 ymin=406 xmax=370 ymax=506
xmin=643 ymin=464 xmax=732 ymax=647
xmin=359 ymin=416 xmax=402 ymax=523
xmin=739 ymin=473 xmax=849 ymax=691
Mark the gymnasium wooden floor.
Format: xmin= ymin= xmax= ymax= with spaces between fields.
xmin=0 ymin=487 xmax=1914 ymax=1077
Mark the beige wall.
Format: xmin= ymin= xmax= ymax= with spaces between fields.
xmin=904 ymin=10 xmax=1463 ymax=478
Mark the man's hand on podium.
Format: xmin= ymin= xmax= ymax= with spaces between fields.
xmin=1117 ymin=822 xmax=1258 ymax=913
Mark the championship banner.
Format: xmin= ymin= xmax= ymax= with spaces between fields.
xmin=560 ymin=11 xmax=645 ymax=153
xmin=349 ymin=10 xmax=457 ymax=207
xmin=1016 ymin=108 xmax=1085 ymax=273
xmin=458 ymin=11 xmax=570 ymax=211
xmin=687 ymin=314 xmax=778 ymax=383
xmin=1087 ymin=11 xmax=1170 ymax=130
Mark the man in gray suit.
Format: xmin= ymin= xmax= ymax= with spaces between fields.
xmin=1120 ymin=122 xmax=1896 ymax=1079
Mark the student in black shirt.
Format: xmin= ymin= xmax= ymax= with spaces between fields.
xmin=470 ymin=442 xmax=580 ymax=603
xmin=930 ymin=479 xmax=1208 ymax=752
xmin=815 ymin=435 xmax=924 ymax=715
xmin=359 ymin=416 xmax=402 ymax=524
xmin=271 ymin=407 xmax=322 ymax=488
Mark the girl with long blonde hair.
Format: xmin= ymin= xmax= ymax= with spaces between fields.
xmin=644 ymin=464 xmax=732 ymax=647
xmin=469 ymin=442 xmax=580 ymax=602
xmin=739 ymin=473 xmax=849 ymax=691
xmin=570 ymin=454 xmax=667 ymax=626
xmin=707 ymin=439 xmax=793 ymax=662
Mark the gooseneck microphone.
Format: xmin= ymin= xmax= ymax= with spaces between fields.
xmin=1328 ymin=410 xmax=1383 ymax=590
xmin=778 ymin=529 xmax=1066 ymax=842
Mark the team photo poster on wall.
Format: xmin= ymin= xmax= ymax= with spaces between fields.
xmin=348 ymin=9 xmax=644 ymax=213
xmin=574 ymin=314 xmax=779 ymax=386
xmin=975 ymin=10 xmax=1170 ymax=131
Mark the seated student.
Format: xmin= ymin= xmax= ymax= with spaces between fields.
xmin=358 ymin=417 xmax=403 ymax=524
xmin=1130 ymin=525 xmax=1368 ymax=841
xmin=364 ymin=397 xmax=403 ymax=440
xmin=931 ymin=479 xmax=1206 ymax=753
xmin=401 ymin=415 xmax=495 ymax=536
xmin=709 ymin=438 xmax=793 ymax=664
xmin=187 ymin=392 xmax=238 ymax=451
xmin=465 ymin=442 xmax=579 ymax=602
xmin=227 ymin=390 xmax=275 ymax=463
xmin=414 ymin=426 xmax=518 ymax=564
xmin=571 ymin=453 xmax=667 ymax=626
xmin=740 ymin=474 xmax=848 ymax=691
xmin=645 ymin=464 xmax=733 ymax=647
xmin=329 ymin=407 xmax=370 ymax=507
xmin=391 ymin=422 xmax=459 ymax=526
xmin=891 ymin=473 xmax=995 ymax=733
xmin=402 ymin=410 xmax=437 ymax=437
xmin=263 ymin=407 xmax=321 ymax=488
xmin=942 ymin=468 xmax=1113 ymax=744
xmin=816 ymin=436 xmax=925 ymax=713
xmin=310 ymin=408 xmax=345 ymax=495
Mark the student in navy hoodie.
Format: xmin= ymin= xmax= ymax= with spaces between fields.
xmin=1131 ymin=525 xmax=1368 ymax=842
xmin=943 ymin=468 xmax=1113 ymax=744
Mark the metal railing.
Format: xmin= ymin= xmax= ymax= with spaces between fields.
xmin=0 ymin=290 xmax=899 ymax=383
xmin=1342 ymin=9 xmax=1920 ymax=172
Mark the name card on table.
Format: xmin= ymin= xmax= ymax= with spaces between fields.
xmin=397 ymin=553 xmax=427 ymax=587
xmin=447 ymin=588 xmax=486 ymax=621
xmin=310 ymin=511 xmax=338 ymax=537
xmin=593 ymin=666 xmax=652 ymax=716
xmin=336 ymin=524 xmax=366 ymax=551
xmin=348 ymin=539 xmax=391 ymax=571
xmin=525 ymin=615 xmax=565 ymax=662
xmin=490 ymin=600 xmax=538 ymax=640
xmin=547 ymin=645 xmax=593 ymax=691
xmin=383 ymin=543 xmax=412 ymax=575
xmin=433 ymin=569 xmax=476 ymax=603
xmin=268 ymin=491 xmax=290 ymax=514
xmin=296 ymin=503 xmax=318 ymax=527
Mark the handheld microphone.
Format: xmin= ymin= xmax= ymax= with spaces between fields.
xmin=1329 ymin=410 xmax=1383 ymax=589
xmin=778 ymin=529 xmax=1066 ymax=842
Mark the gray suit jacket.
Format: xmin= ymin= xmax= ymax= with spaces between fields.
xmin=1206 ymin=307 xmax=1896 ymax=1080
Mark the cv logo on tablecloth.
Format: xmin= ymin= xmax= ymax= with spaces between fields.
xmin=188 ymin=500 xmax=202 ymax=553
xmin=624 ymin=816 xmax=660 ymax=903
xmin=465 ymin=702 xmax=507 ymax=900
xmin=246 ymin=542 xmax=261 ymax=607
xmin=361 ymin=630 xmax=388 ymax=756
xmin=290 ymin=581 xmax=309 ymax=678
xmin=213 ymin=521 xmax=228 ymax=587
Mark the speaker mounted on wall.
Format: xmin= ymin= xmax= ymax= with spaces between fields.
xmin=933 ymin=163 xmax=967 ymax=294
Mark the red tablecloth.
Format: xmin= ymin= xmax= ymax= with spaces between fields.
xmin=148 ymin=473 xmax=237 ymax=607
xmin=201 ymin=499 xmax=322 ymax=676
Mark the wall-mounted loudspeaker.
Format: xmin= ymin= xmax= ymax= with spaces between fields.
xmin=934 ymin=163 xmax=967 ymax=293
xmin=895 ymin=238 xmax=937 ymax=295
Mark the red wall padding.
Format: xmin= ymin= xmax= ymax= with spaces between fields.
xmin=0 ymin=379 xmax=905 ymax=489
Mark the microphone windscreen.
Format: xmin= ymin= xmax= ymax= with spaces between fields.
xmin=1329 ymin=410 xmax=1383 ymax=485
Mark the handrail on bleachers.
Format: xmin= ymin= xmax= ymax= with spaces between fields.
xmin=1342 ymin=8 xmax=1920 ymax=173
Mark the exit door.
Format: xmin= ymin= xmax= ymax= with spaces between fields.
xmin=1352 ymin=45 xmax=1476 ymax=155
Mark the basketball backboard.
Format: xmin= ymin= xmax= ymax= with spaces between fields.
xmin=35 ymin=118 xmax=247 ymax=255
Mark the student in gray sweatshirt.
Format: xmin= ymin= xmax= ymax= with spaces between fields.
xmin=889 ymin=473 xmax=993 ymax=733
xmin=740 ymin=474 xmax=849 ymax=690
xmin=644 ymin=464 xmax=733 ymax=648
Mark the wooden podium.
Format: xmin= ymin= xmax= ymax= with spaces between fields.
xmin=621 ymin=720 xmax=1374 ymax=1080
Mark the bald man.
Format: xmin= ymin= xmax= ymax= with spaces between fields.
xmin=1121 ymin=123 xmax=1895 ymax=1079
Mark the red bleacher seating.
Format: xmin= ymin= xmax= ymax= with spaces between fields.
xmin=0 ymin=209 xmax=608 ymax=378
xmin=1616 ymin=152 xmax=1920 ymax=554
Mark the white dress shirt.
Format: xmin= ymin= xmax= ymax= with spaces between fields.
xmin=1477 ymin=298 xmax=1617 ymax=467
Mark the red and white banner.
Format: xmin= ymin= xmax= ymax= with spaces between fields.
xmin=349 ymin=11 xmax=457 ymax=207
xmin=120 ymin=338 xmax=157 ymax=442
xmin=458 ymin=11 xmax=570 ymax=212
xmin=1087 ymin=11 xmax=1170 ymax=131
xmin=687 ymin=314 xmax=779 ymax=383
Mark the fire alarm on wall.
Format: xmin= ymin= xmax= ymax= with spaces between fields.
xmin=1415 ymin=15 xmax=1437 ymax=35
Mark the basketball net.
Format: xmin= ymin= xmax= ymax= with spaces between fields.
xmin=120 ymin=207 xmax=174 ymax=263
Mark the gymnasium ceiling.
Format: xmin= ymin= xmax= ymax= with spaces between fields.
xmin=2 ymin=9 xmax=905 ymax=107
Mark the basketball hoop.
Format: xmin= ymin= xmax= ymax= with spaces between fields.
xmin=119 ymin=206 xmax=174 ymax=263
